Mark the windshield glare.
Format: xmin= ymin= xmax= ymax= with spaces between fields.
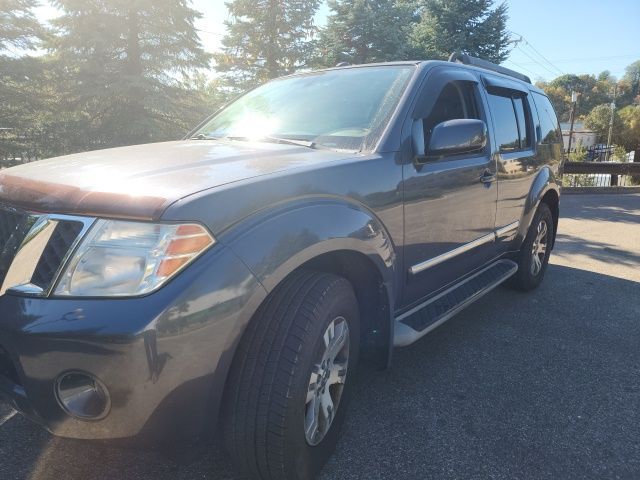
xmin=197 ymin=66 xmax=415 ymax=151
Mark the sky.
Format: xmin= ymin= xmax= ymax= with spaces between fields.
xmin=36 ymin=0 xmax=640 ymax=82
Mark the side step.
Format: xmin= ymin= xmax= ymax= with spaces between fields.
xmin=394 ymin=259 xmax=518 ymax=347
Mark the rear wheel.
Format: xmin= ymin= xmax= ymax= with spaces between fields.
xmin=509 ymin=203 xmax=554 ymax=291
xmin=223 ymin=270 xmax=360 ymax=480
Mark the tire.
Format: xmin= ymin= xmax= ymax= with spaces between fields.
xmin=223 ymin=270 xmax=360 ymax=480
xmin=509 ymin=202 xmax=554 ymax=291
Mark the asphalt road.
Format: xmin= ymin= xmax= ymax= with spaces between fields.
xmin=2 ymin=193 xmax=639 ymax=480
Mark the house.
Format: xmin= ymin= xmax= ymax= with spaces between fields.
xmin=560 ymin=121 xmax=597 ymax=152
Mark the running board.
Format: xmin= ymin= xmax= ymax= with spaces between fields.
xmin=394 ymin=259 xmax=518 ymax=347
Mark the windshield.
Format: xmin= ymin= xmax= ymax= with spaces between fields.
xmin=195 ymin=65 xmax=415 ymax=151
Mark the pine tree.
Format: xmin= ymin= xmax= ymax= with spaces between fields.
xmin=316 ymin=0 xmax=415 ymax=67
xmin=0 ymin=0 xmax=45 ymax=161
xmin=0 ymin=0 xmax=43 ymax=53
xmin=47 ymin=0 xmax=210 ymax=150
xmin=215 ymin=0 xmax=321 ymax=92
xmin=410 ymin=0 xmax=510 ymax=63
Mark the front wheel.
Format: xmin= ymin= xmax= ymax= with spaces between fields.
xmin=223 ymin=270 xmax=360 ymax=480
xmin=509 ymin=203 xmax=554 ymax=291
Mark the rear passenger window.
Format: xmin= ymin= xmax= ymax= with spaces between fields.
xmin=487 ymin=92 xmax=532 ymax=152
xmin=487 ymin=94 xmax=520 ymax=151
xmin=512 ymin=97 xmax=531 ymax=148
xmin=532 ymin=92 xmax=561 ymax=144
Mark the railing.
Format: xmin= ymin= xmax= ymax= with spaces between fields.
xmin=563 ymin=161 xmax=640 ymax=188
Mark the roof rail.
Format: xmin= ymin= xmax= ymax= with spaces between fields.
xmin=448 ymin=52 xmax=531 ymax=84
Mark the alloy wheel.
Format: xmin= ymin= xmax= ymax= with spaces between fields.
xmin=304 ymin=316 xmax=350 ymax=446
xmin=530 ymin=219 xmax=548 ymax=276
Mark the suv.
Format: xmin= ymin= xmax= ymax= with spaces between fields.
xmin=0 ymin=54 xmax=562 ymax=479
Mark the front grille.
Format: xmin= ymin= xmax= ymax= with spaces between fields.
xmin=31 ymin=221 xmax=84 ymax=289
xmin=0 ymin=207 xmax=33 ymax=287
xmin=0 ymin=205 xmax=89 ymax=295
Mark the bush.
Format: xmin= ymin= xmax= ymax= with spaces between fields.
xmin=568 ymin=144 xmax=587 ymax=161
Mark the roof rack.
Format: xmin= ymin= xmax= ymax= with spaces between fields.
xmin=448 ymin=52 xmax=531 ymax=84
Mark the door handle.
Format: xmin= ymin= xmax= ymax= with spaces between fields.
xmin=480 ymin=170 xmax=496 ymax=184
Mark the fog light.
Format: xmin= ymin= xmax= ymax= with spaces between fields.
xmin=55 ymin=371 xmax=111 ymax=420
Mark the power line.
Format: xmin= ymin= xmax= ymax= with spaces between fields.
xmin=524 ymin=40 xmax=565 ymax=75
xmin=508 ymin=31 xmax=564 ymax=76
xmin=514 ymin=44 xmax=561 ymax=77
xmin=196 ymin=28 xmax=225 ymax=37
xmin=502 ymin=59 xmax=539 ymax=79
xmin=515 ymin=53 xmax=640 ymax=65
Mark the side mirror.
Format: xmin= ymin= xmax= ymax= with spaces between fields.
xmin=420 ymin=119 xmax=487 ymax=160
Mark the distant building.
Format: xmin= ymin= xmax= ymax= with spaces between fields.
xmin=560 ymin=121 xmax=597 ymax=151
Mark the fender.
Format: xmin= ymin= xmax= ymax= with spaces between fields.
xmin=219 ymin=196 xmax=399 ymax=363
xmin=518 ymin=165 xmax=560 ymax=246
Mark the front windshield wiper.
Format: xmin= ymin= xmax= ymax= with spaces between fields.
xmin=191 ymin=133 xmax=320 ymax=150
xmin=224 ymin=135 xmax=317 ymax=149
xmin=189 ymin=133 xmax=223 ymax=140
xmin=263 ymin=136 xmax=317 ymax=149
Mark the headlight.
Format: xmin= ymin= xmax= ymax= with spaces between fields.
xmin=54 ymin=219 xmax=215 ymax=297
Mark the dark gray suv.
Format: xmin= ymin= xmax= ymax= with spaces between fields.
xmin=0 ymin=54 xmax=562 ymax=479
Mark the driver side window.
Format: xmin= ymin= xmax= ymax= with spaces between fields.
xmin=424 ymin=82 xmax=481 ymax=139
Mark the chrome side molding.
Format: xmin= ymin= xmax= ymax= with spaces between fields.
xmin=495 ymin=221 xmax=520 ymax=238
xmin=409 ymin=220 xmax=520 ymax=275
xmin=409 ymin=232 xmax=495 ymax=275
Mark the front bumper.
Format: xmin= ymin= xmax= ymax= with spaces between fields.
xmin=0 ymin=245 xmax=266 ymax=440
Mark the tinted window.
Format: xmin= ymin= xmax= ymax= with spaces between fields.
xmin=423 ymin=81 xmax=480 ymax=138
xmin=487 ymin=93 xmax=520 ymax=151
xmin=197 ymin=66 xmax=414 ymax=152
xmin=512 ymin=96 xmax=531 ymax=148
xmin=532 ymin=92 xmax=561 ymax=144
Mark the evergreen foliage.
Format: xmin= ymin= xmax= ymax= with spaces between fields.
xmin=46 ymin=0 xmax=210 ymax=149
xmin=316 ymin=0 xmax=415 ymax=66
xmin=215 ymin=0 xmax=321 ymax=91
xmin=410 ymin=0 xmax=510 ymax=62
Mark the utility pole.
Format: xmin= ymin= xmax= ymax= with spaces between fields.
xmin=605 ymin=84 xmax=617 ymax=162
xmin=606 ymin=84 xmax=618 ymax=185
xmin=567 ymin=91 xmax=578 ymax=155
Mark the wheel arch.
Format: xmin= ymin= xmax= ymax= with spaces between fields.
xmin=520 ymin=166 xmax=560 ymax=248
xmin=213 ymin=199 xmax=399 ymax=429
xmin=540 ymin=188 xmax=559 ymax=248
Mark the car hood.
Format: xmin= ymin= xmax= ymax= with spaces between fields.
xmin=0 ymin=140 xmax=354 ymax=220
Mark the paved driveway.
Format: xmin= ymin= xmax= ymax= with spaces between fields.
xmin=2 ymin=194 xmax=639 ymax=480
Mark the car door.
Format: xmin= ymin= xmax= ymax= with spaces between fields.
xmin=402 ymin=67 xmax=498 ymax=307
xmin=480 ymin=75 xmax=538 ymax=246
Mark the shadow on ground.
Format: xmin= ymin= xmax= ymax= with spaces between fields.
xmin=558 ymin=194 xmax=640 ymax=225
xmin=554 ymin=233 xmax=640 ymax=268
xmin=2 ymin=264 xmax=639 ymax=480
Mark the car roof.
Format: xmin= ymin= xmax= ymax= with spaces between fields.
xmin=277 ymin=59 xmax=547 ymax=95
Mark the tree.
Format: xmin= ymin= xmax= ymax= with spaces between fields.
xmin=535 ymin=82 xmax=571 ymax=122
xmin=584 ymin=103 xmax=622 ymax=144
xmin=536 ymin=72 xmax=622 ymax=123
xmin=0 ymin=0 xmax=43 ymax=53
xmin=622 ymin=60 xmax=640 ymax=106
xmin=410 ymin=0 xmax=510 ymax=63
xmin=215 ymin=0 xmax=321 ymax=92
xmin=47 ymin=0 xmax=210 ymax=151
xmin=316 ymin=0 xmax=415 ymax=67
xmin=0 ymin=0 xmax=46 ymax=161
xmin=618 ymin=105 xmax=640 ymax=156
